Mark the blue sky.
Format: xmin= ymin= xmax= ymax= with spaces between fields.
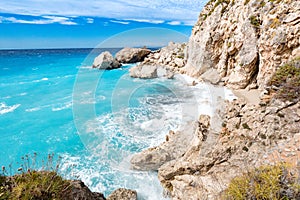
xmin=0 ymin=0 xmax=208 ymax=49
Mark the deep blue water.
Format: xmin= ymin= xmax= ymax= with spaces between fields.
xmin=0 ymin=48 xmax=194 ymax=199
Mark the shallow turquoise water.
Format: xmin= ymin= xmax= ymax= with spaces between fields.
xmin=0 ymin=48 xmax=195 ymax=199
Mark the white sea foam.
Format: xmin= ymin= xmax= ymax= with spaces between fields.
xmin=3 ymin=96 xmax=11 ymax=99
xmin=32 ymin=77 xmax=49 ymax=83
xmin=77 ymin=65 xmax=93 ymax=69
xmin=59 ymin=153 xmax=168 ymax=200
xmin=52 ymin=102 xmax=72 ymax=111
xmin=25 ymin=107 xmax=41 ymax=112
xmin=18 ymin=92 xmax=27 ymax=96
xmin=0 ymin=102 xmax=20 ymax=115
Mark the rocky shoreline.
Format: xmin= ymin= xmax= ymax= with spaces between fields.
xmin=88 ymin=0 xmax=300 ymax=199
xmin=127 ymin=0 xmax=299 ymax=199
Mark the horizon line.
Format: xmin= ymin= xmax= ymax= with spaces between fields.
xmin=0 ymin=46 xmax=163 ymax=51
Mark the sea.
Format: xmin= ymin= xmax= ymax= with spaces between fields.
xmin=0 ymin=48 xmax=235 ymax=199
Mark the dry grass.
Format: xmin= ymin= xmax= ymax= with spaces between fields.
xmin=224 ymin=162 xmax=300 ymax=200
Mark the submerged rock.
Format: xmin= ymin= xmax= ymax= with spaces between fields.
xmin=92 ymin=51 xmax=121 ymax=70
xmin=107 ymin=188 xmax=137 ymax=200
xmin=115 ymin=47 xmax=151 ymax=63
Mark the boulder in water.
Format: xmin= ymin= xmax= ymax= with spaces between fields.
xmin=115 ymin=47 xmax=151 ymax=63
xmin=92 ymin=51 xmax=121 ymax=70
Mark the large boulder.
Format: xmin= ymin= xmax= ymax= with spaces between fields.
xmin=115 ymin=47 xmax=151 ymax=63
xmin=92 ymin=51 xmax=121 ymax=70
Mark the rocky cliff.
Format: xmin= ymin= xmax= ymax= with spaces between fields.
xmin=185 ymin=0 xmax=300 ymax=89
xmin=130 ymin=0 xmax=300 ymax=199
xmin=158 ymin=99 xmax=300 ymax=199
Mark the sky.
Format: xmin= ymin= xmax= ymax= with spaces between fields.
xmin=0 ymin=0 xmax=208 ymax=49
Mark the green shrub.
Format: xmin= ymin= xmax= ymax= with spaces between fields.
xmin=208 ymin=0 xmax=231 ymax=16
xmin=268 ymin=57 xmax=300 ymax=102
xmin=242 ymin=123 xmax=251 ymax=130
xmin=249 ymin=15 xmax=260 ymax=28
xmin=0 ymin=153 xmax=73 ymax=200
xmin=0 ymin=171 xmax=73 ymax=200
xmin=259 ymin=0 xmax=266 ymax=7
xmin=224 ymin=163 xmax=300 ymax=199
xmin=244 ymin=0 xmax=250 ymax=5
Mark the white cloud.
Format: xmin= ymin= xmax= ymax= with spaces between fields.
xmin=0 ymin=0 xmax=207 ymax=25
xmin=167 ymin=21 xmax=181 ymax=26
xmin=126 ymin=19 xmax=165 ymax=24
xmin=109 ymin=20 xmax=130 ymax=25
xmin=0 ymin=15 xmax=77 ymax=25
xmin=60 ymin=21 xmax=77 ymax=25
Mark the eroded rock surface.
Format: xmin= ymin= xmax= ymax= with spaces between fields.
xmin=184 ymin=0 xmax=300 ymax=89
xmin=157 ymin=98 xmax=300 ymax=199
xmin=92 ymin=51 xmax=121 ymax=70
xmin=129 ymin=42 xmax=186 ymax=79
xmin=115 ymin=48 xmax=151 ymax=64
xmin=107 ymin=188 xmax=137 ymax=200
xmin=130 ymin=122 xmax=197 ymax=171
xmin=129 ymin=64 xmax=158 ymax=79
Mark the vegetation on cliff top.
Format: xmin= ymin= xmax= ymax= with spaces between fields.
xmin=0 ymin=171 xmax=73 ymax=200
xmin=225 ymin=163 xmax=300 ymax=200
xmin=268 ymin=57 xmax=300 ymax=102
xmin=0 ymin=154 xmax=76 ymax=200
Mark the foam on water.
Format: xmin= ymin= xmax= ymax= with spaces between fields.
xmin=52 ymin=101 xmax=73 ymax=111
xmin=25 ymin=107 xmax=41 ymax=112
xmin=33 ymin=77 xmax=49 ymax=82
xmin=0 ymin=102 xmax=21 ymax=115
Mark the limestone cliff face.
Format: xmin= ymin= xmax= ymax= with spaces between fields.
xmin=158 ymin=99 xmax=300 ymax=199
xmin=185 ymin=0 xmax=300 ymax=89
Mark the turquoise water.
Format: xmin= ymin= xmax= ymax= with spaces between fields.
xmin=0 ymin=48 xmax=200 ymax=199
